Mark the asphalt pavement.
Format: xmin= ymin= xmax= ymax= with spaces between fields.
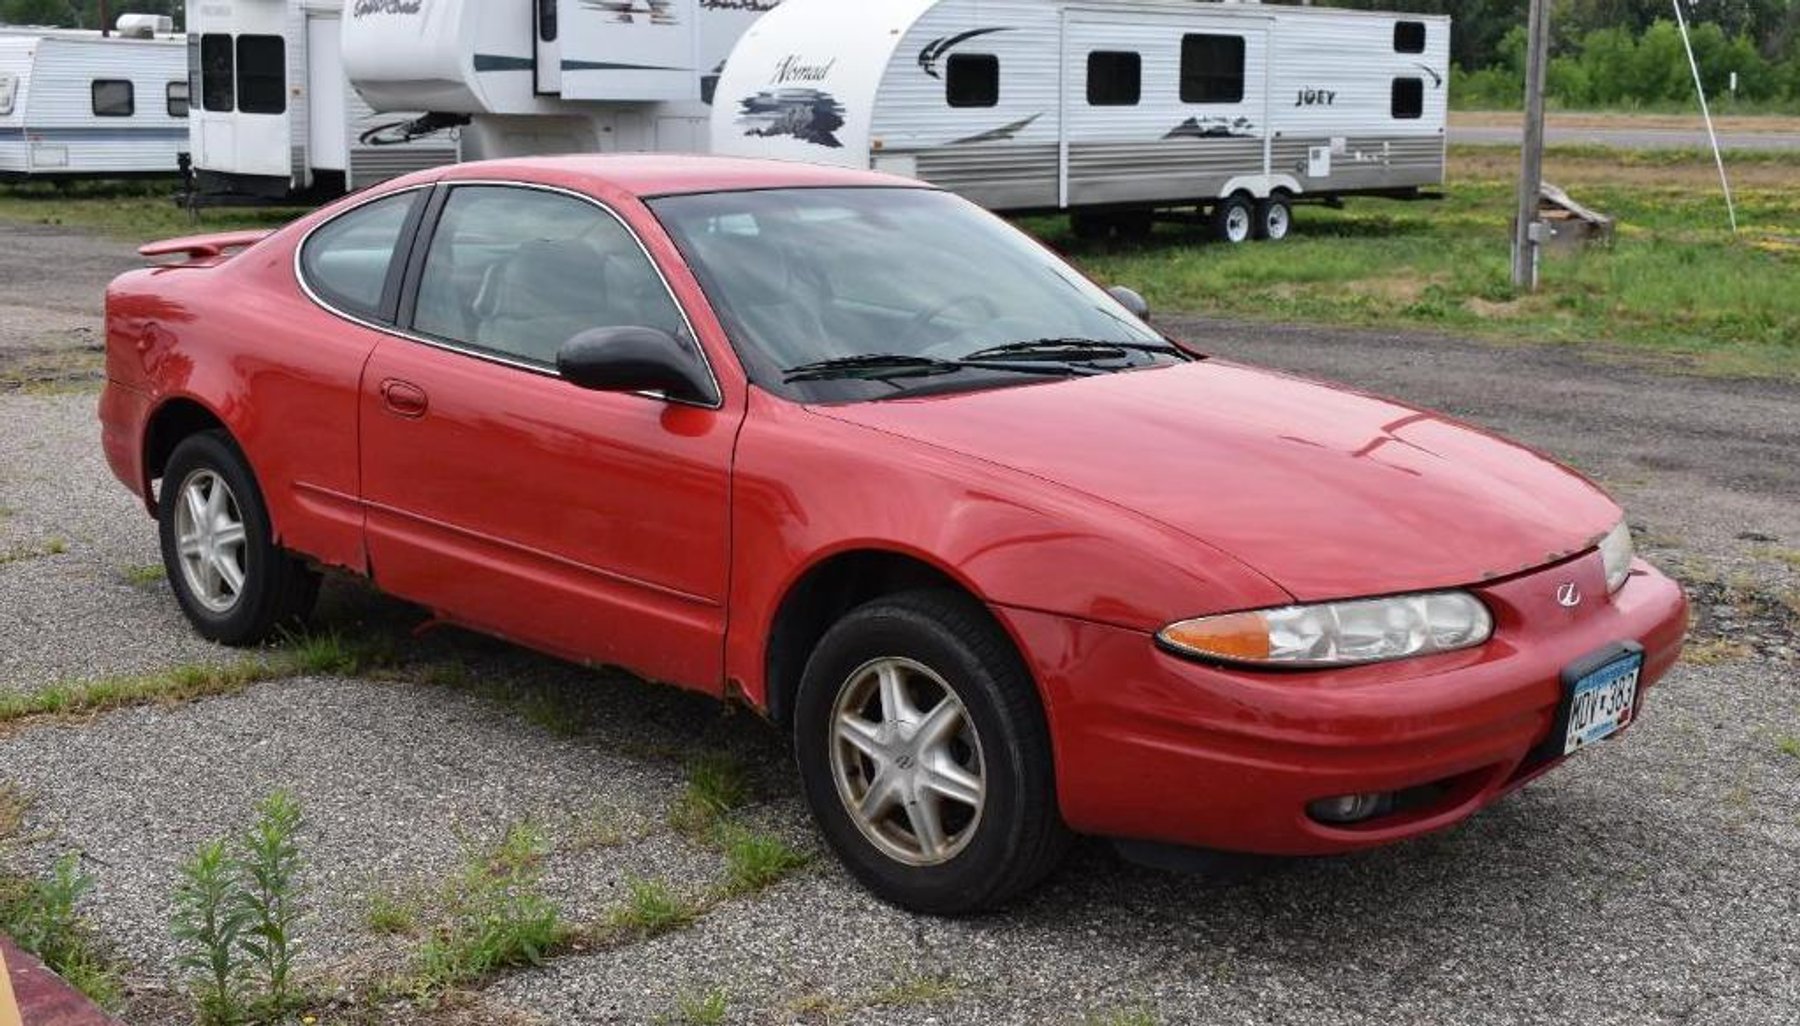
xmin=0 ymin=220 xmax=1795 ymax=1025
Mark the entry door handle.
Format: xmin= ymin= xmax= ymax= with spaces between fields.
xmin=380 ymin=378 xmax=429 ymax=418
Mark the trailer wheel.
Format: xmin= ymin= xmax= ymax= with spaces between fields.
xmin=1255 ymin=195 xmax=1293 ymax=242
xmin=1070 ymin=212 xmax=1112 ymax=243
xmin=1212 ymin=195 xmax=1254 ymax=245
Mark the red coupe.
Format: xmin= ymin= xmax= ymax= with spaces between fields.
xmin=100 ymin=156 xmax=1687 ymax=913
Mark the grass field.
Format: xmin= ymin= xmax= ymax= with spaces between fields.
xmin=2 ymin=145 xmax=1796 ymax=379
xmin=1034 ymin=146 xmax=1800 ymax=379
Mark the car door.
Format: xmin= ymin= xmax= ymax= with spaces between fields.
xmin=358 ymin=182 xmax=740 ymax=691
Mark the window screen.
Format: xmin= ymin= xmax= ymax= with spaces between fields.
xmin=1394 ymin=21 xmax=1427 ymax=54
xmin=1392 ymin=77 xmax=1424 ymax=119
xmin=92 ymin=80 xmax=134 ymax=117
xmin=201 ymin=33 xmax=234 ymax=112
xmin=167 ymin=80 xmax=190 ymax=118
xmin=235 ymin=35 xmax=286 ymax=115
xmin=300 ymin=191 xmax=420 ymax=321
xmin=1086 ymin=51 xmax=1140 ymax=107
xmin=946 ymin=53 xmax=999 ymax=108
xmin=1180 ymin=34 xmax=1245 ymax=104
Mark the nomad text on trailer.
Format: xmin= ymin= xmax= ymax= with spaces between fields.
xmin=183 ymin=0 xmax=459 ymax=201
xmin=0 ymin=27 xmax=188 ymax=181
xmin=713 ymin=0 xmax=1452 ymax=240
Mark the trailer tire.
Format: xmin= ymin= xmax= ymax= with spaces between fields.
xmin=1255 ymin=195 xmax=1293 ymax=242
xmin=1212 ymin=194 xmax=1254 ymax=245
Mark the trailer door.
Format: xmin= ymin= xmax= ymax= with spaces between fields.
xmin=307 ymin=15 xmax=348 ymax=173
xmin=535 ymin=0 xmax=562 ymax=95
xmin=1059 ymin=10 xmax=1271 ymax=209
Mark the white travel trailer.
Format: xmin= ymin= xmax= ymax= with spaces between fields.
xmin=0 ymin=30 xmax=188 ymax=181
xmin=343 ymin=0 xmax=781 ymax=161
xmin=183 ymin=0 xmax=459 ymax=201
xmin=713 ymin=0 xmax=1452 ymax=240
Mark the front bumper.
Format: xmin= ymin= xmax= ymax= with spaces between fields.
xmin=999 ymin=552 xmax=1688 ymax=856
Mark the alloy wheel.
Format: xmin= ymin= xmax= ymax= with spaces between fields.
xmin=828 ymin=656 xmax=987 ymax=866
xmin=172 ymin=468 xmax=249 ymax=614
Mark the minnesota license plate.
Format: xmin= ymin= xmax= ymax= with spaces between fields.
xmin=1562 ymin=647 xmax=1644 ymax=755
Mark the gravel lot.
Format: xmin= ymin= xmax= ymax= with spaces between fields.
xmin=0 ymin=219 xmax=1796 ymax=1025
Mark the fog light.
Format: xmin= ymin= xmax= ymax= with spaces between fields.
xmin=1307 ymin=792 xmax=1395 ymax=825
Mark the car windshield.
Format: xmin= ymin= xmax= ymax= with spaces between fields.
xmin=647 ymin=187 xmax=1184 ymax=402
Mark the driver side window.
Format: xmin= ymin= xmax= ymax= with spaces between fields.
xmin=411 ymin=185 xmax=685 ymax=369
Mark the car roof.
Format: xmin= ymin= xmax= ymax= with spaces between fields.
xmin=434 ymin=154 xmax=926 ymax=199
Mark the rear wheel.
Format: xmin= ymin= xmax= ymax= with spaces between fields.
xmin=158 ymin=431 xmax=319 ymax=646
xmin=1212 ymin=194 xmax=1254 ymax=245
xmin=793 ymin=590 xmax=1070 ymax=914
xmin=1255 ymin=195 xmax=1293 ymax=241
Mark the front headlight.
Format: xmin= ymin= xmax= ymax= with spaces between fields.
xmin=1158 ymin=591 xmax=1494 ymax=669
xmin=1598 ymin=520 xmax=1634 ymax=593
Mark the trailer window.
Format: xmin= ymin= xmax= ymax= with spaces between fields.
xmin=538 ymin=0 xmax=558 ymax=43
xmin=1086 ymin=51 xmax=1140 ymax=106
xmin=167 ymin=81 xmax=191 ymax=118
xmin=201 ymin=33 xmax=234 ymax=112
xmin=92 ymin=80 xmax=135 ymax=118
xmin=1392 ymin=77 xmax=1424 ymax=119
xmin=1179 ymin=34 xmax=1245 ymax=104
xmin=236 ymin=35 xmax=286 ymax=115
xmin=1394 ymin=22 xmax=1427 ymax=54
xmin=0 ymin=74 xmax=15 ymax=117
xmin=946 ymin=54 xmax=999 ymax=108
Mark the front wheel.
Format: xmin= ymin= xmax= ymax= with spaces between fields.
xmin=158 ymin=430 xmax=320 ymax=646
xmin=1212 ymin=194 xmax=1255 ymax=245
xmin=793 ymin=590 xmax=1070 ymax=914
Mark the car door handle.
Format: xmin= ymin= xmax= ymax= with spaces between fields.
xmin=380 ymin=378 xmax=429 ymax=418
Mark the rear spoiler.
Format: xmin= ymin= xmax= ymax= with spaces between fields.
xmin=138 ymin=229 xmax=275 ymax=264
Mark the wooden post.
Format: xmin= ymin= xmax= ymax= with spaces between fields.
xmin=99 ymin=0 xmax=112 ymax=36
xmin=1510 ymin=0 xmax=1551 ymax=290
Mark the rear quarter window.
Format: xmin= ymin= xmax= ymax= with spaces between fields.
xmin=299 ymin=190 xmax=423 ymax=322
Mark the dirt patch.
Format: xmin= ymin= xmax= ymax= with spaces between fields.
xmin=0 ymin=337 xmax=105 ymax=394
xmin=1451 ymin=149 xmax=1800 ymax=190
xmin=1452 ymin=111 xmax=1800 ymax=134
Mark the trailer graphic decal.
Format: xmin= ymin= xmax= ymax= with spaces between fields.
xmin=580 ymin=1 xmax=681 ymax=25
xmin=736 ymin=89 xmax=846 ymax=148
xmin=951 ymin=113 xmax=1042 ymax=145
xmin=917 ymin=28 xmax=1013 ymax=78
xmin=351 ymin=0 xmax=423 ymax=15
xmin=1163 ymin=116 xmax=1255 ymax=140
xmin=1414 ymin=63 xmax=1444 ymax=88
xmin=701 ymin=0 xmax=783 ymax=9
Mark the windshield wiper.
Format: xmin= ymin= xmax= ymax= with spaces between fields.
xmin=783 ymin=353 xmax=1097 ymax=383
xmin=958 ymin=338 xmax=1188 ymax=363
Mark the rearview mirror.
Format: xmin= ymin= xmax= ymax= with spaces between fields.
xmin=1108 ymin=286 xmax=1150 ymax=321
xmin=557 ymin=327 xmax=715 ymax=405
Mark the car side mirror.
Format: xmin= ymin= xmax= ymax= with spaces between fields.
xmin=557 ymin=326 xmax=715 ymax=405
xmin=1108 ymin=286 xmax=1150 ymax=321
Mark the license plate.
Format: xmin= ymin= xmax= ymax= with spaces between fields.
xmin=1562 ymin=649 xmax=1643 ymax=755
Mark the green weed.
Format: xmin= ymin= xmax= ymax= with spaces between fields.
xmin=607 ymin=877 xmax=699 ymax=939
xmin=718 ymin=824 xmax=810 ymax=896
xmin=122 ymin=562 xmax=168 ymax=585
xmin=0 ymin=853 xmax=124 ymax=1010
xmin=665 ymin=988 xmax=729 ymax=1025
xmin=409 ymin=823 xmax=568 ymax=996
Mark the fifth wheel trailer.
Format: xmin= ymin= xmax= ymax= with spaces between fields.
xmin=182 ymin=0 xmax=458 ymax=201
xmin=340 ymin=0 xmax=1449 ymax=241
xmin=713 ymin=0 xmax=1451 ymax=241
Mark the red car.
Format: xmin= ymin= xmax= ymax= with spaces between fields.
xmin=100 ymin=156 xmax=1687 ymax=913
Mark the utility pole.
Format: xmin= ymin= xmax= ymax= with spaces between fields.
xmin=1510 ymin=0 xmax=1551 ymax=290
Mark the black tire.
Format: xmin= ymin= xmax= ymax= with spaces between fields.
xmin=1211 ymin=194 xmax=1255 ymax=245
xmin=793 ymin=589 xmax=1071 ymax=915
xmin=1069 ymin=211 xmax=1113 ymax=243
xmin=158 ymin=430 xmax=320 ymax=646
xmin=1255 ymin=195 xmax=1293 ymax=242
xmin=1113 ymin=209 xmax=1155 ymax=244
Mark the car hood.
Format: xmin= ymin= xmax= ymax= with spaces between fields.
xmin=810 ymin=360 xmax=1620 ymax=602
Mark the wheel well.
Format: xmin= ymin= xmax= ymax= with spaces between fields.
xmin=763 ymin=550 xmax=975 ymax=729
xmin=142 ymin=398 xmax=227 ymax=494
